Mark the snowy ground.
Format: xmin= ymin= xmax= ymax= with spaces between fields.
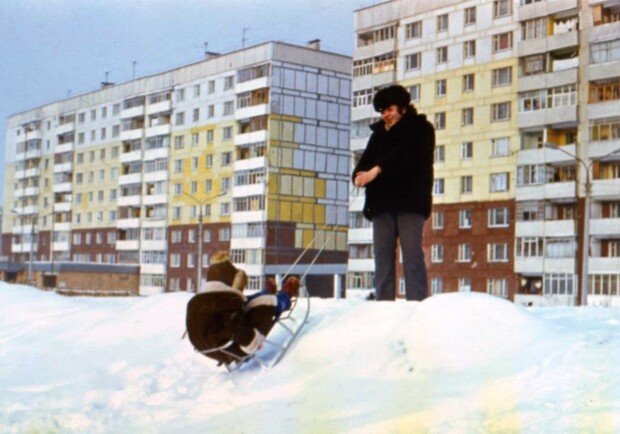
xmin=1 ymin=282 xmax=619 ymax=434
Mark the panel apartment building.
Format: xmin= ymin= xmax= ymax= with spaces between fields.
xmin=2 ymin=41 xmax=352 ymax=296
xmin=349 ymin=0 xmax=620 ymax=306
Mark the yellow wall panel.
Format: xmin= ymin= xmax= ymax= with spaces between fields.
xmin=280 ymin=201 xmax=292 ymax=222
xmin=315 ymin=178 xmax=326 ymax=199
xmin=291 ymin=202 xmax=303 ymax=222
xmin=314 ymin=204 xmax=325 ymax=225
xmin=303 ymin=203 xmax=314 ymax=223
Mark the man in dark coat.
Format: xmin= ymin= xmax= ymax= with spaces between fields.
xmin=353 ymin=85 xmax=435 ymax=301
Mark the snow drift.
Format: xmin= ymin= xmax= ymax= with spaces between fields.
xmin=1 ymin=283 xmax=619 ymax=433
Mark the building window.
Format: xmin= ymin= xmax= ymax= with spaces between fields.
xmin=174 ymin=136 xmax=185 ymax=150
xmin=458 ymin=244 xmax=472 ymax=262
xmin=522 ymin=18 xmax=547 ymax=40
xmin=175 ymin=89 xmax=185 ymax=102
xmin=488 ymin=243 xmax=509 ymax=262
xmin=487 ymin=279 xmax=508 ymax=298
xmin=519 ymin=90 xmax=546 ymax=112
xmin=492 ymin=66 xmax=512 ymax=87
xmin=431 ymin=278 xmax=443 ymax=295
xmin=175 ymin=112 xmax=185 ymax=125
xmin=490 ymin=172 xmax=510 ymax=192
xmin=433 ymin=178 xmax=445 ymax=195
xmin=437 ymin=14 xmax=449 ymax=32
xmin=434 ymin=144 xmax=445 ymax=163
xmin=461 ymin=175 xmax=474 ymax=194
xmin=544 ymin=273 xmax=575 ymax=295
xmin=405 ymin=53 xmax=421 ymax=71
xmin=492 ymin=32 xmax=513 ymax=52
xmin=463 ymin=74 xmax=475 ymax=92
xmin=223 ymin=101 xmax=234 ymax=116
xmin=436 ymin=46 xmax=448 ymax=64
xmin=223 ymin=126 xmax=233 ymax=141
xmin=221 ymin=151 xmax=233 ymax=166
xmin=488 ymin=207 xmax=509 ymax=227
xmin=464 ymin=40 xmax=476 ymax=59
xmin=224 ymin=76 xmax=235 ymax=90
xmin=431 ymin=244 xmax=444 ymax=263
xmin=458 ymin=278 xmax=472 ymax=292
xmin=491 ymin=137 xmax=510 ymax=157
xmin=493 ymin=0 xmax=512 ymax=18
xmin=406 ymin=21 xmax=422 ymax=39
xmin=353 ymin=58 xmax=373 ymax=77
xmin=459 ymin=209 xmax=472 ymax=228
xmin=516 ymin=237 xmax=544 ymax=257
xmin=461 ymin=141 xmax=473 ymax=159
xmin=464 ymin=6 xmax=476 ymax=25
xmin=589 ymin=274 xmax=620 ymax=296
xmin=187 ymin=253 xmax=195 ymax=268
xmin=592 ymin=39 xmax=620 ymax=64
xmin=434 ymin=112 xmax=446 ymax=130
xmin=436 ymin=79 xmax=447 ymax=97
xmin=432 ymin=211 xmax=444 ymax=229
xmin=170 ymin=253 xmax=181 ymax=268
xmin=192 ymin=108 xmax=200 ymax=122
xmin=353 ymin=89 xmax=373 ymax=107
xmin=207 ymin=105 xmax=215 ymax=118
xmin=461 ymin=108 xmax=474 ymax=126
xmin=491 ymin=102 xmax=511 ymax=122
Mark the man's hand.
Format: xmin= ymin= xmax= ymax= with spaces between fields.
xmin=354 ymin=166 xmax=382 ymax=187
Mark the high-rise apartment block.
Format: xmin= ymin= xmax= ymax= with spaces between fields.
xmin=2 ymin=42 xmax=352 ymax=296
xmin=350 ymin=0 xmax=620 ymax=306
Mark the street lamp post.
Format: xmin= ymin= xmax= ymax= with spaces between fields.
xmin=546 ymin=144 xmax=620 ymax=306
xmin=183 ymin=192 xmax=218 ymax=292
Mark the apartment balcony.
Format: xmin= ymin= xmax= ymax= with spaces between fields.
xmin=354 ymin=40 xmax=395 ymax=62
xmin=513 ymin=294 xmax=577 ymax=307
xmin=120 ymin=128 xmax=143 ymax=142
xmin=518 ymin=30 xmax=578 ymax=58
xmin=589 ymin=139 xmax=620 ymax=160
xmin=54 ymin=222 xmax=71 ymax=232
xmin=514 ymin=257 xmax=576 ymax=274
xmin=233 ymin=156 xmax=266 ymax=171
xmin=231 ymin=210 xmax=266 ymax=224
xmin=353 ymin=70 xmax=395 ymax=92
xmin=118 ymin=195 xmax=141 ymax=207
xmin=141 ymin=240 xmax=167 ymax=251
xmin=116 ymin=218 xmax=141 ymax=229
xmin=588 ymin=100 xmax=620 ymax=120
xmin=236 ymin=76 xmax=270 ymax=94
xmin=542 ymin=143 xmax=578 ymax=164
xmin=143 ymin=147 xmax=169 ymax=161
xmin=53 ymin=202 xmax=72 ymax=213
xmin=590 ymin=257 xmax=620 ymax=273
xmin=22 ymin=204 xmax=39 ymax=215
xmin=145 ymin=124 xmax=171 ymax=137
xmin=140 ymin=263 xmax=166 ymax=275
xmin=53 ymin=162 xmax=73 ymax=174
xmin=515 ymin=219 xmax=576 ymax=238
xmin=22 ymin=129 xmax=43 ymax=140
xmin=15 ymin=167 xmax=41 ymax=180
xmin=589 ymin=218 xmax=620 ymax=237
xmin=146 ymin=100 xmax=172 ymax=115
xmin=230 ymin=237 xmax=265 ymax=250
xmin=592 ymin=179 xmax=620 ymax=199
xmin=119 ymin=173 xmax=142 ymax=185
xmin=55 ymin=142 xmax=74 ymax=154
xmin=347 ymin=258 xmax=375 ymax=272
xmin=143 ymin=194 xmax=167 ymax=206
xmin=53 ymin=182 xmax=72 ymax=193
xmin=232 ymin=183 xmax=266 ymax=198
xmin=235 ymin=103 xmax=269 ymax=120
xmin=52 ymin=239 xmax=70 ymax=252
xmin=349 ymin=193 xmax=365 ymax=212
xmin=516 ymin=181 xmax=577 ymax=201
xmin=120 ymin=150 xmax=142 ymax=163
xmin=11 ymin=241 xmax=35 ymax=254
xmin=16 ymin=149 xmax=42 ymax=161
xmin=351 ymin=136 xmax=368 ymax=152
xmin=121 ymin=105 xmax=144 ymax=119
xmin=116 ymin=240 xmax=140 ymax=251
xmin=348 ymin=227 xmax=373 ymax=244
xmin=56 ymin=122 xmax=75 ymax=136
xmin=351 ymin=105 xmax=375 ymax=123
xmin=518 ymin=106 xmax=577 ymax=129
xmin=518 ymin=0 xmax=577 ymax=20
xmin=143 ymin=171 xmax=168 ymax=183
xmin=588 ymin=61 xmax=620 ymax=82
xmin=234 ymin=130 xmax=267 ymax=146
xmin=518 ymin=68 xmax=577 ymax=93
xmin=590 ymin=19 xmax=620 ymax=44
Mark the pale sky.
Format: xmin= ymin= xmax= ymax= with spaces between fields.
xmin=0 ymin=0 xmax=377 ymax=202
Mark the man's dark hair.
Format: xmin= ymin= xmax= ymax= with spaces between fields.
xmin=373 ymin=85 xmax=411 ymax=112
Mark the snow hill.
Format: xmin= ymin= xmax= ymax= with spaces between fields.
xmin=1 ymin=282 xmax=619 ymax=433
